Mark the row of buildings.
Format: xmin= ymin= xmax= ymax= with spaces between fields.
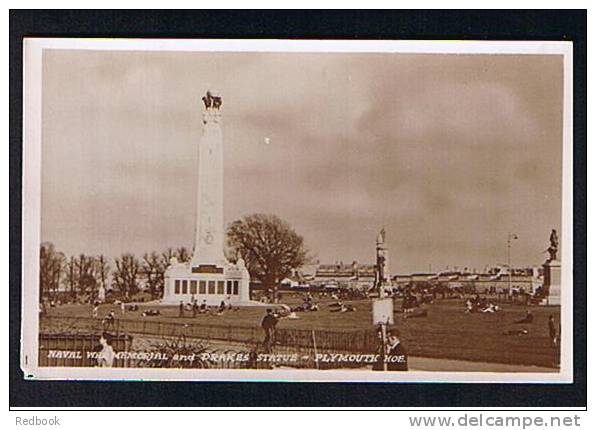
xmin=282 ymin=263 xmax=543 ymax=295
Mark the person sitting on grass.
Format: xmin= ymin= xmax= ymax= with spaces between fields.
xmin=331 ymin=303 xmax=355 ymax=313
xmin=481 ymin=303 xmax=497 ymax=313
xmin=295 ymin=303 xmax=310 ymax=312
xmin=503 ymin=328 xmax=529 ymax=336
xmin=278 ymin=304 xmax=292 ymax=316
xmin=514 ymin=310 xmax=534 ymax=324
xmin=199 ymin=300 xmax=207 ymax=313
xmin=404 ymin=309 xmax=428 ymax=319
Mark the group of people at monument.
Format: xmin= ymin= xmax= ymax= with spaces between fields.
xmin=178 ymin=297 xmax=239 ymax=318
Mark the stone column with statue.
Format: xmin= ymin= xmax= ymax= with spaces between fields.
xmin=542 ymin=229 xmax=561 ymax=305
xmin=376 ymin=228 xmax=390 ymax=297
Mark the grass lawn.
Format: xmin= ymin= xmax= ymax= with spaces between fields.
xmin=42 ymin=296 xmax=560 ymax=368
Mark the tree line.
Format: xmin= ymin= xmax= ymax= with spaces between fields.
xmin=40 ymin=213 xmax=310 ymax=303
xmin=39 ymin=243 xmax=191 ymax=302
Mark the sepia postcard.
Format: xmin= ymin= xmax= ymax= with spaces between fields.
xmin=21 ymin=38 xmax=573 ymax=382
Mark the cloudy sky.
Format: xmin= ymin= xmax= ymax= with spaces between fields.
xmin=41 ymin=49 xmax=563 ymax=273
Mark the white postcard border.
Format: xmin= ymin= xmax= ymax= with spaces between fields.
xmin=21 ymin=38 xmax=574 ymax=383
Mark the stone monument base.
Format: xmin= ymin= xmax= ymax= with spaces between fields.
xmin=543 ymin=259 xmax=561 ymax=306
xmin=161 ymin=258 xmax=260 ymax=306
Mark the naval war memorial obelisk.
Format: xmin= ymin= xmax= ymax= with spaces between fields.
xmin=161 ymin=91 xmax=251 ymax=305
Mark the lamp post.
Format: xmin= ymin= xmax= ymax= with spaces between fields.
xmin=507 ymin=233 xmax=518 ymax=296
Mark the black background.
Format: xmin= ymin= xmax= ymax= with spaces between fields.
xmin=9 ymin=10 xmax=587 ymax=408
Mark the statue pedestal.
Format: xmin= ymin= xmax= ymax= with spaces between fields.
xmin=543 ymin=259 xmax=561 ymax=305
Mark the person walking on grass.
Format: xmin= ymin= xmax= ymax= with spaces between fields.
xmin=261 ymin=308 xmax=278 ymax=352
xmin=179 ymin=300 xmax=184 ymax=318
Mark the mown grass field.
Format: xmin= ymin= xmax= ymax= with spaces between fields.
xmin=42 ymin=295 xmax=560 ymax=368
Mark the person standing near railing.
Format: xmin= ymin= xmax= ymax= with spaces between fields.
xmin=372 ymin=328 xmax=408 ymax=371
xmin=549 ymin=314 xmax=559 ymax=347
xmin=386 ymin=330 xmax=408 ymax=371
xmin=103 ymin=311 xmax=115 ymax=331
xmin=261 ymin=308 xmax=278 ymax=352
xmin=97 ymin=333 xmax=115 ymax=367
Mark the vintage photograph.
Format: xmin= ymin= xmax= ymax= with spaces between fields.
xmin=21 ymin=39 xmax=573 ymax=382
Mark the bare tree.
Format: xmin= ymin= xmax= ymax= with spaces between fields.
xmin=74 ymin=254 xmax=97 ymax=299
xmin=175 ymin=246 xmax=191 ymax=263
xmin=63 ymin=256 xmax=77 ymax=300
xmin=95 ymin=254 xmax=111 ymax=296
xmin=112 ymin=253 xmax=141 ymax=299
xmin=39 ymin=242 xmax=65 ymax=302
xmin=162 ymin=247 xmax=176 ymax=264
xmin=227 ymin=213 xmax=309 ymax=301
xmin=143 ymin=251 xmax=167 ymax=299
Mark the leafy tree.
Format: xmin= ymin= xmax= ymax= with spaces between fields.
xmin=227 ymin=213 xmax=309 ymax=301
xmin=112 ymin=253 xmax=141 ymax=299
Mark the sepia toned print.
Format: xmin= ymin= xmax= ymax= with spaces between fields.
xmin=22 ymin=39 xmax=573 ymax=382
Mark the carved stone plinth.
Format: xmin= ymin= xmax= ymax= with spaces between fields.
xmin=543 ymin=259 xmax=561 ymax=306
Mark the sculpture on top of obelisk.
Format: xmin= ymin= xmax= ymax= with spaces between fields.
xmin=202 ymin=90 xmax=222 ymax=110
